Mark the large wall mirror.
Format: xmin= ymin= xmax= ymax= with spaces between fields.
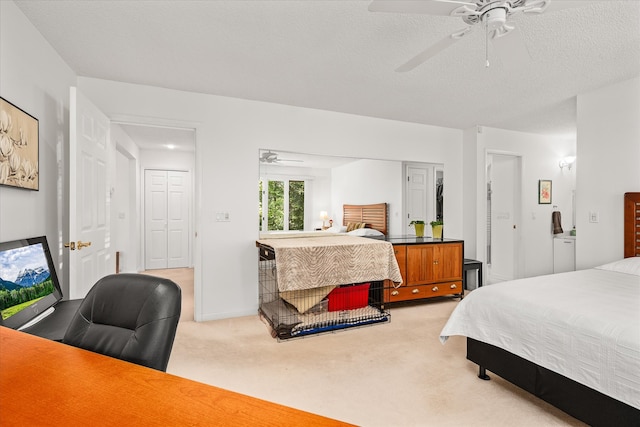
xmin=258 ymin=149 xmax=444 ymax=237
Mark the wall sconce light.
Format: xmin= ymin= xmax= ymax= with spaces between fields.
xmin=559 ymin=156 xmax=576 ymax=171
xmin=320 ymin=211 xmax=328 ymax=228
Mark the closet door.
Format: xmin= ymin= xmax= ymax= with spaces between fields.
xmin=144 ymin=170 xmax=189 ymax=270
xmin=166 ymin=171 xmax=189 ymax=268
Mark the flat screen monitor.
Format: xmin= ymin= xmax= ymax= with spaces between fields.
xmin=0 ymin=236 xmax=63 ymax=330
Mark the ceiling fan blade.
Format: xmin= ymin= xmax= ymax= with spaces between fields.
xmin=516 ymin=0 xmax=585 ymax=15
xmin=396 ymin=27 xmax=471 ymax=72
xmin=542 ymin=0 xmax=586 ymax=13
xmin=490 ymin=25 xmax=531 ymax=70
xmin=368 ymin=0 xmax=473 ymax=16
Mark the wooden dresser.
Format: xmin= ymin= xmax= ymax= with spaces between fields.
xmin=381 ymin=237 xmax=464 ymax=303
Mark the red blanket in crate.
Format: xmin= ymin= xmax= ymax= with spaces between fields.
xmin=327 ymin=283 xmax=370 ymax=311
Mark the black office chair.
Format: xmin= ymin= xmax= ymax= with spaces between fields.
xmin=63 ymin=273 xmax=182 ymax=372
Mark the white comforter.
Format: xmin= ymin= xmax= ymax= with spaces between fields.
xmin=440 ymin=258 xmax=640 ymax=409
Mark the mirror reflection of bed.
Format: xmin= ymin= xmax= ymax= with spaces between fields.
xmin=258 ymin=149 xmax=444 ymax=236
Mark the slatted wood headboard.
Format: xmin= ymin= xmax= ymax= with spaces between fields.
xmin=343 ymin=203 xmax=388 ymax=235
xmin=624 ymin=192 xmax=640 ymax=258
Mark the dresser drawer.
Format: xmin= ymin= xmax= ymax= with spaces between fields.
xmin=428 ymin=281 xmax=463 ymax=298
xmin=388 ymin=281 xmax=462 ymax=302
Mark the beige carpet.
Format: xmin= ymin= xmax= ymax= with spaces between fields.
xmin=148 ymin=268 xmax=585 ymax=427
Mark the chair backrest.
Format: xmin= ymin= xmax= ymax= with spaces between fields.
xmin=63 ymin=273 xmax=181 ymax=372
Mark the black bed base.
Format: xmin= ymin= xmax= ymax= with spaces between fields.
xmin=467 ymin=338 xmax=640 ymax=427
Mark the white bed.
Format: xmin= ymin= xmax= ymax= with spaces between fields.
xmin=440 ymin=257 xmax=640 ymax=415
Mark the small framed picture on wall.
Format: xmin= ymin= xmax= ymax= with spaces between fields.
xmin=538 ymin=179 xmax=552 ymax=204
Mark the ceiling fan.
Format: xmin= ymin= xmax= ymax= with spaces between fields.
xmin=259 ymin=151 xmax=304 ymax=164
xmin=368 ymin=0 xmax=582 ymax=71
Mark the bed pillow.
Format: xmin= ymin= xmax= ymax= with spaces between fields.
xmin=347 ymin=228 xmax=384 ymax=237
xmin=280 ymin=285 xmax=336 ymax=313
xmin=595 ymin=257 xmax=640 ymax=276
xmin=324 ymin=225 xmax=347 ymax=233
xmin=346 ymin=222 xmax=366 ymax=232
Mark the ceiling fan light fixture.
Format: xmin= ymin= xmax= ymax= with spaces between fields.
xmin=484 ymin=7 xmax=507 ymax=32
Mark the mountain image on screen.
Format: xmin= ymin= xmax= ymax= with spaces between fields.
xmin=15 ymin=266 xmax=50 ymax=287
xmin=0 ymin=241 xmax=57 ymax=320
xmin=0 ymin=267 xmax=50 ymax=291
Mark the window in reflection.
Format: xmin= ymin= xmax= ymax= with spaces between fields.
xmin=259 ymin=178 xmax=306 ymax=231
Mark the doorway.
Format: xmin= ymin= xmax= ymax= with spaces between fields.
xmin=404 ymin=163 xmax=442 ymax=236
xmin=486 ymin=153 xmax=521 ymax=284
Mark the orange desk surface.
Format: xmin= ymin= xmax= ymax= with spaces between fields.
xmin=0 ymin=327 xmax=352 ymax=426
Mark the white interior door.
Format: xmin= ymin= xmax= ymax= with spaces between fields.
xmin=144 ymin=169 xmax=189 ymax=269
xmin=68 ymin=87 xmax=113 ymax=299
xmin=487 ymin=153 xmax=520 ymax=284
xmin=167 ymin=171 xmax=189 ymax=268
xmin=405 ymin=164 xmax=432 ymax=235
xmin=144 ymin=170 xmax=168 ymax=270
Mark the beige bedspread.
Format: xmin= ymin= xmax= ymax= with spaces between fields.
xmin=257 ymin=235 xmax=402 ymax=291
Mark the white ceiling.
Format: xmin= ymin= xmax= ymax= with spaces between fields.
xmin=115 ymin=123 xmax=195 ymax=152
xmin=15 ymin=0 xmax=640 ymax=150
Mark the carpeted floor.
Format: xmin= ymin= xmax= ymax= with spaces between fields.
xmin=149 ymin=268 xmax=585 ymax=427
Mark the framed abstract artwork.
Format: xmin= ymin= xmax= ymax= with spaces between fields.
xmin=0 ymin=97 xmax=39 ymax=190
xmin=538 ymin=179 xmax=551 ymax=204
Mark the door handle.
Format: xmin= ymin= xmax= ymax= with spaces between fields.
xmin=77 ymin=240 xmax=92 ymax=250
xmin=64 ymin=241 xmax=92 ymax=251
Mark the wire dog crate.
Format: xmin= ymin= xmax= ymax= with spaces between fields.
xmin=258 ymin=244 xmax=390 ymax=340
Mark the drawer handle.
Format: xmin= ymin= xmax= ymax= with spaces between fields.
xmin=432 ymin=286 xmax=439 ymax=292
xmin=450 ymin=284 xmax=457 ymax=289
xmin=412 ymin=289 xmax=419 ymax=294
xmin=433 ymin=260 xmax=439 ymax=265
xmin=391 ymin=290 xmax=399 ymax=296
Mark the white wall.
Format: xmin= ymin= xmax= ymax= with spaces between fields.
xmin=112 ymin=124 xmax=141 ymax=273
xmin=576 ymin=76 xmax=640 ymax=268
xmin=309 ymin=170 xmax=332 ymax=230
xmin=462 ymin=127 xmax=478 ymax=258
xmin=77 ymin=77 xmax=463 ymax=321
xmin=114 ymin=150 xmax=133 ymax=272
xmin=140 ymin=148 xmax=195 ymax=172
xmin=0 ymin=1 xmax=77 ymax=297
xmin=468 ymin=127 xmax=576 ymax=279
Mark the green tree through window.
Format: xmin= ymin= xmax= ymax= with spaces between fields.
xmin=288 ymin=180 xmax=304 ymax=230
xmin=268 ymin=180 xmax=284 ymax=230
xmin=259 ymin=178 xmax=305 ymax=231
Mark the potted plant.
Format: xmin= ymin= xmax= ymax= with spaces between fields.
xmin=409 ymin=220 xmax=425 ymax=237
xmin=430 ymin=220 xmax=443 ymax=239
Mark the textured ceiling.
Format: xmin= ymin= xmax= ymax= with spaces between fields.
xmin=15 ymin=0 xmax=640 ymax=141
